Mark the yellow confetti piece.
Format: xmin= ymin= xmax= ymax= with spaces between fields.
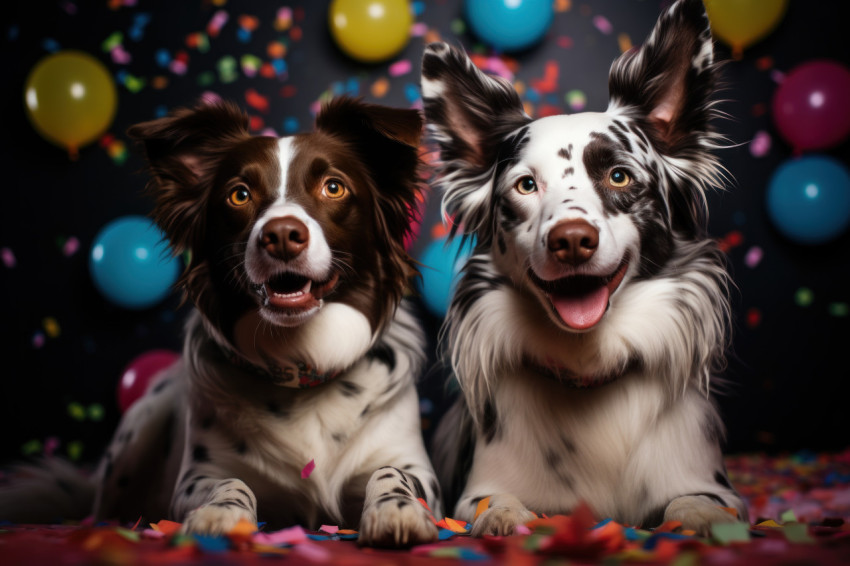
xmin=618 ymin=32 xmax=632 ymax=53
xmin=67 ymin=440 xmax=84 ymax=461
xmin=68 ymin=402 xmax=87 ymax=421
xmin=474 ymin=496 xmax=491 ymax=520
xmin=444 ymin=517 xmax=468 ymax=533
xmin=756 ymin=519 xmax=782 ymax=528
xmin=43 ymin=317 xmax=60 ymax=338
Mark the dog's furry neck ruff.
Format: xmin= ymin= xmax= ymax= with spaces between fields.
xmin=219 ymin=343 xmax=342 ymax=388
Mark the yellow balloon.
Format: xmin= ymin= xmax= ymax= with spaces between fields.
xmin=704 ymin=0 xmax=788 ymax=59
xmin=329 ymin=0 xmax=413 ymax=63
xmin=24 ymin=50 xmax=118 ymax=159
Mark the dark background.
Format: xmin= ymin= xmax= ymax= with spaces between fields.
xmin=1 ymin=0 xmax=848 ymax=471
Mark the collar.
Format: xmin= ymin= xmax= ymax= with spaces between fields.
xmin=222 ymin=345 xmax=341 ymax=388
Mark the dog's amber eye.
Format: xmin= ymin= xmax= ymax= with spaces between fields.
xmin=322 ymin=179 xmax=347 ymax=200
xmin=515 ymin=176 xmax=538 ymax=195
xmin=608 ymin=169 xmax=631 ymax=189
xmin=228 ymin=186 xmax=251 ymax=206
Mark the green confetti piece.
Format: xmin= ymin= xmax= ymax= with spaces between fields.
xmin=523 ymin=533 xmax=546 ymax=551
xmin=565 ymin=89 xmax=587 ymax=111
xmin=68 ymin=402 xmax=87 ymax=421
xmin=780 ymin=509 xmax=797 ymax=523
xmin=67 ymin=440 xmax=84 ymax=461
xmin=21 ymin=439 xmax=42 ymax=455
xmin=829 ymin=302 xmax=848 ymax=317
xmin=195 ymin=32 xmax=210 ymax=53
xmin=450 ymin=18 xmax=466 ymax=35
xmin=102 ymin=31 xmax=123 ymax=52
xmin=115 ymin=527 xmax=141 ymax=542
xmin=241 ymin=53 xmax=262 ymax=71
xmin=710 ymin=521 xmax=751 ymax=545
xmin=795 ymin=287 xmax=814 ymax=307
xmin=88 ymin=403 xmax=105 ymax=422
xmin=197 ymin=70 xmax=216 ymax=87
xmin=217 ymin=56 xmax=239 ymax=83
xmin=783 ymin=522 xmax=815 ymax=544
xmin=123 ymin=74 xmax=147 ymax=93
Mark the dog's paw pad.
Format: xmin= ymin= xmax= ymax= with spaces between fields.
xmin=358 ymin=498 xmax=438 ymax=548
xmin=180 ymin=504 xmax=256 ymax=536
xmin=664 ymin=495 xmax=739 ymax=537
xmin=471 ymin=506 xmax=536 ymax=537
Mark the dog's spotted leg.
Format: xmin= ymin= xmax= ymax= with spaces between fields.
xmin=663 ymin=494 xmax=741 ymax=536
xmin=358 ymin=465 xmax=439 ymax=547
xmin=463 ymin=493 xmax=536 ymax=537
xmin=173 ymin=475 xmax=258 ymax=536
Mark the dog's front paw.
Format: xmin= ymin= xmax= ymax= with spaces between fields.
xmin=663 ymin=495 xmax=739 ymax=537
xmin=471 ymin=505 xmax=536 ymax=537
xmin=358 ymin=498 xmax=438 ymax=548
xmin=180 ymin=503 xmax=257 ymax=536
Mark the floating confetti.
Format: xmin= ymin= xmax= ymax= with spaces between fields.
xmin=593 ymin=15 xmax=613 ymax=35
xmin=371 ymin=77 xmax=390 ymax=98
xmin=618 ymin=32 xmax=632 ymax=53
xmin=389 ymin=59 xmax=412 ymax=77
xmin=43 ymin=317 xmax=61 ymax=338
xmin=245 ymin=88 xmax=269 ymax=113
xmin=746 ymin=307 xmax=762 ymax=328
xmin=750 ymin=130 xmax=771 ymax=157
xmin=795 ymin=287 xmax=814 ymax=307
xmin=2 ymin=247 xmax=16 ymax=268
xmin=207 ymin=9 xmax=229 ymax=37
xmin=68 ymin=402 xmax=87 ymax=421
xmin=744 ymin=246 xmax=763 ymax=268
xmin=566 ymin=89 xmax=587 ymax=111
xmin=32 ymin=331 xmax=45 ymax=349
xmin=829 ymin=303 xmax=849 ymax=317
xmin=301 ymin=459 xmax=315 ymax=479
xmin=217 ymin=55 xmax=238 ymax=83
xmin=274 ymin=7 xmax=293 ymax=31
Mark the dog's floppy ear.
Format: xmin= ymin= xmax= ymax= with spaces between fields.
xmin=127 ymin=100 xmax=251 ymax=256
xmin=607 ymin=0 xmax=718 ymax=153
xmin=421 ymin=42 xmax=531 ymax=237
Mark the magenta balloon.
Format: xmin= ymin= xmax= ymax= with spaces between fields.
xmin=772 ymin=60 xmax=850 ymax=152
xmin=117 ymin=349 xmax=180 ymax=412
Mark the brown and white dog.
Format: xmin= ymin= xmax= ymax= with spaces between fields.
xmin=423 ymin=0 xmax=747 ymax=536
xmin=0 ymin=97 xmax=441 ymax=547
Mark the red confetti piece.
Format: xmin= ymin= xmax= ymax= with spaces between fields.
xmin=746 ymin=307 xmax=762 ymax=328
xmin=531 ymin=60 xmax=559 ymax=94
xmin=238 ymin=14 xmax=259 ymax=32
xmin=557 ymin=35 xmax=574 ymax=49
xmin=245 ymin=89 xmax=269 ymax=113
xmin=248 ymin=115 xmax=265 ymax=131
xmin=301 ymin=459 xmax=315 ymax=479
xmin=280 ymin=85 xmax=297 ymax=98
xmin=207 ymin=10 xmax=228 ymax=37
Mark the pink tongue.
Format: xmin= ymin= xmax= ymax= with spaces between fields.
xmin=550 ymin=286 xmax=610 ymax=330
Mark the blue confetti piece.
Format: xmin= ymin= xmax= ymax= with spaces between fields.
xmin=592 ymin=518 xmax=613 ymax=530
xmin=306 ymin=534 xmax=331 ymax=541
xmin=412 ymin=1 xmax=425 ymax=15
xmin=42 ymin=38 xmax=61 ymax=52
xmin=155 ymin=48 xmax=171 ymax=67
xmin=8 ymin=25 xmax=19 ymax=41
xmin=337 ymin=532 xmax=358 ymax=540
xmin=404 ymin=83 xmax=420 ymax=103
xmin=154 ymin=105 xmax=169 ymax=118
xmin=438 ymin=528 xmax=457 ymax=540
xmin=129 ymin=12 xmax=152 ymax=41
xmin=193 ymin=534 xmax=230 ymax=553
xmin=643 ymin=531 xmax=692 ymax=550
xmin=283 ymin=117 xmax=300 ymax=134
xmin=345 ymin=77 xmax=360 ymax=96
xmin=272 ymin=58 xmax=287 ymax=76
xmin=237 ymin=27 xmax=252 ymax=43
xmin=525 ymin=89 xmax=541 ymax=103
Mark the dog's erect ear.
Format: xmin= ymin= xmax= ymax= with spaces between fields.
xmin=421 ymin=42 xmax=529 ymax=169
xmin=421 ymin=42 xmax=530 ymax=238
xmin=608 ymin=0 xmax=718 ymax=152
xmin=127 ymin=100 xmax=251 ymax=255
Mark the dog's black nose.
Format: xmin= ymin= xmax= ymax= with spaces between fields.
xmin=260 ymin=216 xmax=310 ymax=260
xmin=547 ymin=219 xmax=599 ymax=265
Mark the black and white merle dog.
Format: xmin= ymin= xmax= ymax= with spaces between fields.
xmin=0 ymin=97 xmax=440 ymax=547
xmin=421 ymin=0 xmax=747 ymax=536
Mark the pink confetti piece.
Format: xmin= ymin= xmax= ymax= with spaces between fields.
xmin=44 ymin=437 xmax=60 ymax=457
xmin=63 ymin=236 xmax=80 ymax=257
xmin=169 ymin=59 xmax=188 ymax=75
xmin=593 ymin=15 xmax=613 ymax=35
xmin=254 ymin=525 xmax=307 ymax=545
xmin=1 ymin=247 xmax=16 ymax=268
xmin=294 ymin=541 xmax=331 ymax=562
xmin=515 ymin=524 xmax=532 ymax=535
xmin=111 ymin=44 xmax=131 ymax=64
xmin=389 ymin=59 xmax=412 ymax=77
xmin=207 ymin=9 xmax=229 ymax=37
xmin=745 ymin=246 xmax=763 ymax=268
xmin=32 ymin=332 xmax=45 ymax=349
xmin=750 ymin=130 xmax=771 ymax=157
xmin=319 ymin=525 xmax=339 ymax=534
xmin=770 ymin=69 xmax=785 ymax=84
xmin=410 ymin=22 xmax=428 ymax=37
xmin=301 ymin=459 xmax=315 ymax=479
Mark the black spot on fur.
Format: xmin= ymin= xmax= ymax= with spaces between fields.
xmin=497 ymin=233 xmax=507 ymax=255
xmin=558 ymin=145 xmax=573 ymax=160
xmin=192 ymin=444 xmax=210 ymax=463
xmin=714 ymin=471 xmax=733 ymax=490
xmin=360 ymin=403 xmax=372 ymax=418
xmin=562 ymin=167 xmax=574 ymax=178
xmin=366 ymin=343 xmax=396 ymax=372
xmin=235 ymin=440 xmax=248 ymax=454
xmin=392 ymin=487 xmax=410 ymax=497
xmin=397 ymin=500 xmax=409 ymax=509
xmin=378 ymin=472 xmax=395 ymax=481
xmin=481 ymin=400 xmax=500 ymax=444
xmin=409 ymin=474 xmax=426 ymax=500
xmin=544 ymin=449 xmax=562 ymax=468
xmin=185 ymin=481 xmax=196 ymax=496
xmin=151 ymin=378 xmax=171 ymax=394
xmin=338 ymin=381 xmax=363 ymax=397
xmin=332 ymin=433 xmax=346 ymax=444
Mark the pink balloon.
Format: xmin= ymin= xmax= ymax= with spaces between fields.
xmin=117 ymin=349 xmax=180 ymax=413
xmin=772 ymin=59 xmax=850 ymax=152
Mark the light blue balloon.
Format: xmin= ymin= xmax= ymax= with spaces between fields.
xmin=89 ymin=215 xmax=181 ymax=309
xmin=465 ymin=0 xmax=554 ymax=52
xmin=766 ymin=155 xmax=850 ymax=245
xmin=417 ymin=235 xmax=476 ymax=317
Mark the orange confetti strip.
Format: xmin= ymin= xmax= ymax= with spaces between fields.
xmin=150 ymin=519 xmax=182 ymax=535
xmin=238 ymin=14 xmax=259 ymax=32
xmin=267 ymin=41 xmax=286 ymax=59
xmin=371 ymin=77 xmax=390 ymax=98
xmin=618 ymin=32 xmax=632 ymax=53
xmin=474 ymin=496 xmax=491 ymax=520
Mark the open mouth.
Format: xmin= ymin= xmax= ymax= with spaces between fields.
xmin=257 ymin=271 xmax=340 ymax=313
xmin=528 ymin=255 xmax=630 ymax=331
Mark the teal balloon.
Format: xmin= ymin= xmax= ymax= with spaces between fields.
xmin=417 ymin=235 xmax=476 ymax=317
xmin=465 ymin=0 xmax=553 ymax=52
xmin=89 ymin=216 xmax=181 ymax=309
xmin=766 ymin=155 xmax=850 ymax=245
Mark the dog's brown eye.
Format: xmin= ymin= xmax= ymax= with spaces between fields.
xmin=515 ymin=176 xmax=538 ymax=195
xmin=322 ymin=179 xmax=347 ymax=200
xmin=608 ymin=169 xmax=631 ymax=189
xmin=228 ymin=186 xmax=251 ymax=206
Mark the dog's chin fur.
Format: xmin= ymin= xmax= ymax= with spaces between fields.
xmin=424 ymin=0 xmax=747 ymax=537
